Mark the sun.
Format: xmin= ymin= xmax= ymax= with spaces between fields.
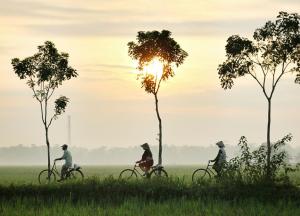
xmin=142 ymin=58 xmax=164 ymax=78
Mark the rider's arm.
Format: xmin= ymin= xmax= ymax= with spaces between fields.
xmin=55 ymin=151 xmax=67 ymax=161
xmin=210 ymin=150 xmax=221 ymax=162
xmin=136 ymin=151 xmax=148 ymax=163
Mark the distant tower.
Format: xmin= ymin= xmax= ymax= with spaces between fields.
xmin=67 ymin=115 xmax=71 ymax=145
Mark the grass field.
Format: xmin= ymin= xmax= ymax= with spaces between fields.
xmin=1 ymin=166 xmax=300 ymax=215
xmin=1 ymin=198 xmax=299 ymax=216
xmin=0 ymin=165 xmax=200 ymax=185
xmin=1 ymin=165 xmax=300 ymax=185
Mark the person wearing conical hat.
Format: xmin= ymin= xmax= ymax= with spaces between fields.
xmin=210 ymin=141 xmax=227 ymax=176
xmin=136 ymin=143 xmax=154 ymax=177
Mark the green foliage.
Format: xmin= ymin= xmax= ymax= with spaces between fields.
xmin=2 ymin=197 xmax=300 ymax=216
xmin=222 ymin=134 xmax=295 ymax=184
xmin=0 ymin=177 xmax=300 ymax=203
xmin=1 ymin=166 xmax=300 ymax=215
xmin=128 ymin=30 xmax=188 ymax=94
xmin=218 ymin=11 xmax=300 ymax=90
xmin=12 ymin=41 xmax=77 ymax=89
xmin=54 ymin=96 xmax=69 ymax=117
xmin=128 ymin=30 xmax=188 ymax=69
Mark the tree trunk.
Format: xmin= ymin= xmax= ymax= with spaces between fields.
xmin=154 ymin=93 xmax=162 ymax=165
xmin=45 ymin=127 xmax=51 ymax=180
xmin=266 ymin=98 xmax=272 ymax=180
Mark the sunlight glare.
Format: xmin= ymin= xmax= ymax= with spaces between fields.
xmin=143 ymin=58 xmax=164 ymax=78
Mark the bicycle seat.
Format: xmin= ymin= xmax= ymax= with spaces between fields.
xmin=73 ymin=163 xmax=81 ymax=170
xmin=67 ymin=167 xmax=73 ymax=172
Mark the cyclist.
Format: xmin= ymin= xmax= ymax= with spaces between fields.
xmin=136 ymin=143 xmax=154 ymax=177
xmin=54 ymin=144 xmax=72 ymax=181
xmin=210 ymin=141 xmax=226 ymax=176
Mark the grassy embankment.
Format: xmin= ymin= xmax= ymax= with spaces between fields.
xmin=1 ymin=166 xmax=300 ymax=215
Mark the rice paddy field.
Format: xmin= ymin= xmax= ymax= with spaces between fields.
xmin=0 ymin=165 xmax=199 ymax=185
xmin=1 ymin=165 xmax=300 ymax=215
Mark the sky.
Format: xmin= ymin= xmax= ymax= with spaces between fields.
xmin=0 ymin=0 xmax=299 ymax=150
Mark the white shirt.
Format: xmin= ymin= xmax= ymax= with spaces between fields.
xmin=62 ymin=150 xmax=72 ymax=166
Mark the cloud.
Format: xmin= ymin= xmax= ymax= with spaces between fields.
xmin=86 ymin=64 xmax=133 ymax=70
xmin=25 ymin=19 xmax=266 ymax=37
xmin=0 ymin=0 xmax=140 ymax=20
xmin=0 ymin=45 xmax=16 ymax=55
xmin=2 ymin=0 xmax=299 ymax=38
xmin=79 ymin=63 xmax=133 ymax=73
xmin=77 ymin=63 xmax=135 ymax=82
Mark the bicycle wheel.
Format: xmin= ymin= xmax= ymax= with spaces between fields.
xmin=119 ymin=169 xmax=137 ymax=180
xmin=38 ymin=169 xmax=56 ymax=184
xmin=192 ymin=168 xmax=211 ymax=183
xmin=67 ymin=169 xmax=84 ymax=181
xmin=149 ymin=168 xmax=168 ymax=178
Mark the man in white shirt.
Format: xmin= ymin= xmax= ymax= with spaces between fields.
xmin=55 ymin=144 xmax=72 ymax=181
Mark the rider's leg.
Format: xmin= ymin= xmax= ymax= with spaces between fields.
xmin=61 ymin=164 xmax=68 ymax=180
xmin=213 ymin=163 xmax=222 ymax=177
xmin=139 ymin=163 xmax=150 ymax=177
xmin=139 ymin=163 xmax=145 ymax=172
xmin=144 ymin=166 xmax=150 ymax=177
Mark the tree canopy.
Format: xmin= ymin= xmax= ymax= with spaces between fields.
xmin=12 ymin=41 xmax=78 ymax=125
xmin=128 ymin=30 xmax=188 ymax=94
xmin=12 ymin=41 xmax=77 ymax=92
xmin=218 ymin=12 xmax=300 ymax=94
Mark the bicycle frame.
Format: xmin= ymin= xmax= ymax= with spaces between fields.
xmin=205 ymin=161 xmax=217 ymax=177
xmin=132 ymin=164 xmax=148 ymax=177
xmin=133 ymin=163 xmax=160 ymax=177
xmin=50 ymin=161 xmax=60 ymax=176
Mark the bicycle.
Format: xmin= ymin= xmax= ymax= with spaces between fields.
xmin=192 ymin=160 xmax=217 ymax=183
xmin=119 ymin=163 xmax=168 ymax=180
xmin=38 ymin=161 xmax=84 ymax=184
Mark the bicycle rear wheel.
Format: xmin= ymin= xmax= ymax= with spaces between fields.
xmin=68 ymin=169 xmax=84 ymax=181
xmin=192 ymin=168 xmax=211 ymax=183
xmin=38 ymin=169 xmax=56 ymax=184
xmin=119 ymin=169 xmax=137 ymax=180
xmin=149 ymin=168 xmax=168 ymax=178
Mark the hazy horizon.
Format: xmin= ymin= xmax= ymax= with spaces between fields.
xmin=0 ymin=143 xmax=299 ymax=165
xmin=1 ymin=0 xmax=300 ymax=150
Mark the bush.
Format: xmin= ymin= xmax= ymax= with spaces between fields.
xmin=222 ymin=134 xmax=296 ymax=184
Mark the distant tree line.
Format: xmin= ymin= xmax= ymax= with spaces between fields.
xmin=0 ymin=144 xmax=299 ymax=165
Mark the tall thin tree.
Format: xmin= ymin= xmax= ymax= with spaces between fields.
xmin=128 ymin=30 xmax=188 ymax=165
xmin=12 ymin=41 xmax=78 ymax=178
xmin=217 ymin=12 xmax=300 ymax=179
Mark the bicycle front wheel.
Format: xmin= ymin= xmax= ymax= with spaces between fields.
xmin=149 ymin=168 xmax=168 ymax=179
xmin=38 ymin=169 xmax=56 ymax=184
xmin=192 ymin=168 xmax=211 ymax=183
xmin=119 ymin=169 xmax=137 ymax=180
xmin=68 ymin=169 xmax=84 ymax=181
